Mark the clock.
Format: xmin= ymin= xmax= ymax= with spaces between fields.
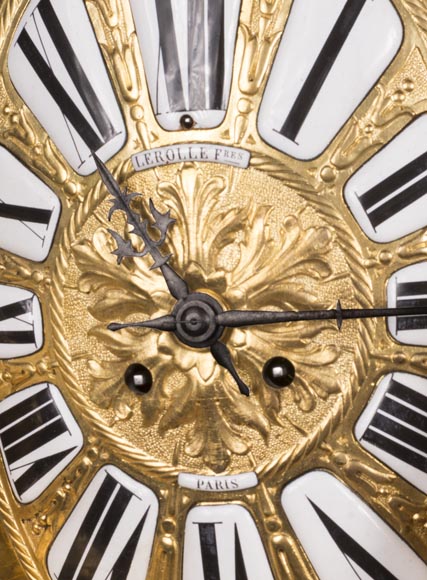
xmin=0 ymin=0 xmax=426 ymax=579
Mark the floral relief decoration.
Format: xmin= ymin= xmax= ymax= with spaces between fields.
xmin=73 ymin=163 xmax=343 ymax=472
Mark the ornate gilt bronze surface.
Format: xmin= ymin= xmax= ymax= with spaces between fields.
xmin=0 ymin=1 xmax=426 ymax=578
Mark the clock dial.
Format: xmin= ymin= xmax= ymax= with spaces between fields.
xmin=0 ymin=285 xmax=43 ymax=358
xmin=183 ymin=504 xmax=273 ymax=579
xmin=387 ymin=262 xmax=427 ymax=344
xmin=0 ymin=146 xmax=61 ymax=262
xmin=0 ymin=0 xmax=426 ymax=579
xmin=130 ymin=0 xmax=241 ymax=130
xmin=355 ymin=372 xmax=427 ymax=494
xmin=8 ymin=0 xmax=127 ymax=175
xmin=257 ymin=0 xmax=403 ymax=160
xmin=47 ymin=465 xmax=158 ymax=580
xmin=281 ymin=471 xmax=427 ymax=580
xmin=0 ymin=382 xmax=83 ymax=503
xmin=344 ymin=114 xmax=427 ymax=242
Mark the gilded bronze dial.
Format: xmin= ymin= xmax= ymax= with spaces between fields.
xmin=0 ymin=1 xmax=426 ymax=579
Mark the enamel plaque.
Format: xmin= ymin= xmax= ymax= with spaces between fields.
xmin=178 ymin=471 xmax=258 ymax=492
xmin=345 ymin=115 xmax=427 ymax=242
xmin=0 ymin=383 xmax=83 ymax=503
xmin=355 ymin=372 xmax=427 ymax=494
xmin=183 ymin=504 xmax=274 ymax=579
xmin=387 ymin=262 xmax=427 ymax=345
xmin=282 ymin=471 xmax=427 ymax=579
xmin=130 ymin=0 xmax=241 ymax=130
xmin=0 ymin=285 xmax=43 ymax=358
xmin=0 ymin=147 xmax=60 ymax=261
xmin=8 ymin=0 xmax=126 ymax=175
xmin=258 ymin=0 xmax=402 ymax=160
xmin=47 ymin=465 xmax=158 ymax=580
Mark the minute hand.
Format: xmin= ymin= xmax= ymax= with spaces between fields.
xmin=215 ymin=302 xmax=427 ymax=330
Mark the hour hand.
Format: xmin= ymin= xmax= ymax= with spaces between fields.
xmin=210 ymin=341 xmax=250 ymax=396
xmin=93 ymin=153 xmax=189 ymax=300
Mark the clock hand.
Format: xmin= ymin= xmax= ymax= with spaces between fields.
xmin=210 ymin=341 xmax=250 ymax=397
xmin=215 ymin=301 xmax=427 ymax=330
xmin=93 ymin=153 xmax=189 ymax=300
xmin=108 ymin=315 xmax=177 ymax=332
xmin=110 ymin=301 xmax=427 ymax=332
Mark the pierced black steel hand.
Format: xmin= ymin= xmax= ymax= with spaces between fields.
xmin=109 ymin=300 xmax=427 ymax=332
xmin=93 ymin=153 xmax=188 ymax=301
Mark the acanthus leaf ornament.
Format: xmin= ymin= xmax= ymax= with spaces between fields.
xmin=69 ymin=162 xmax=360 ymax=471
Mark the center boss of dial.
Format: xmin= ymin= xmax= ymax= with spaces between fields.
xmin=173 ymin=293 xmax=224 ymax=348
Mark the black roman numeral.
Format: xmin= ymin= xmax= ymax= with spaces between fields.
xmin=0 ymin=297 xmax=35 ymax=344
xmin=197 ymin=522 xmax=221 ymax=580
xmin=396 ymin=281 xmax=427 ymax=332
xmin=155 ymin=0 xmax=226 ymax=113
xmin=57 ymin=472 xmax=150 ymax=580
xmin=0 ymin=201 xmax=52 ymax=225
xmin=279 ymin=0 xmax=367 ymax=142
xmin=234 ymin=524 xmax=249 ymax=580
xmin=16 ymin=0 xmax=117 ymax=153
xmin=309 ymin=499 xmax=398 ymax=580
xmin=109 ymin=511 xmax=149 ymax=580
xmin=193 ymin=0 xmax=225 ymax=110
xmin=155 ymin=0 xmax=185 ymax=113
xmin=195 ymin=521 xmax=249 ymax=579
xmin=362 ymin=378 xmax=427 ymax=473
xmin=0 ymin=386 xmax=76 ymax=496
xmin=0 ymin=198 xmax=54 ymax=243
xmin=188 ymin=0 xmax=206 ymax=110
xmin=358 ymin=150 xmax=427 ymax=230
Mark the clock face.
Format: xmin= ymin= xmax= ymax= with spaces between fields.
xmin=0 ymin=1 xmax=426 ymax=579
